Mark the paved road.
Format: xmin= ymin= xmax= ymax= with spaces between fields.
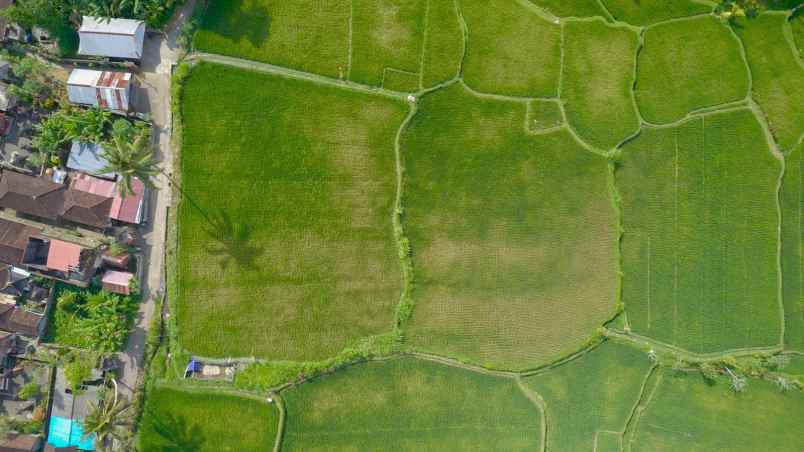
xmin=116 ymin=2 xmax=193 ymax=399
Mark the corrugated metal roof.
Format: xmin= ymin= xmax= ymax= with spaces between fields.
xmin=78 ymin=16 xmax=145 ymax=59
xmin=66 ymin=68 xmax=100 ymax=87
xmin=45 ymin=239 xmax=83 ymax=273
xmin=67 ymin=141 xmax=116 ymax=179
xmin=79 ymin=16 xmax=143 ymax=35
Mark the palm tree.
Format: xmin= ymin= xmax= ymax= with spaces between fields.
xmin=98 ymin=127 xmax=159 ymax=197
xmin=83 ymin=382 xmax=132 ymax=452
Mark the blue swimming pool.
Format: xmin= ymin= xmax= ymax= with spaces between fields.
xmin=48 ymin=416 xmax=95 ymax=451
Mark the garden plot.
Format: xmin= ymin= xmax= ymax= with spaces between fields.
xmin=282 ymin=357 xmax=541 ymax=451
xmin=734 ymin=14 xmax=804 ymax=152
xmin=194 ymin=0 xmax=351 ymax=78
xmin=177 ymin=63 xmax=406 ymax=360
xmin=402 ymin=83 xmax=618 ymax=370
xmin=562 ymin=19 xmax=640 ymax=150
xmin=523 ymin=341 xmax=654 ymax=452
xmin=631 ymin=370 xmax=804 ymax=452
xmin=618 ymin=109 xmax=781 ymax=353
xmin=635 ymin=16 xmax=749 ymax=124
xmin=460 ymin=0 xmax=562 ymax=98
xmin=601 ymin=0 xmax=710 ymax=26
xmin=138 ymin=387 xmax=278 ymax=451
xmin=781 ymin=144 xmax=804 ymax=352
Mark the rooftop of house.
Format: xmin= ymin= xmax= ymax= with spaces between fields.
xmin=0 ymin=432 xmax=41 ymax=452
xmin=79 ymin=16 xmax=144 ymax=35
xmin=44 ymin=239 xmax=83 ymax=273
xmin=0 ymin=170 xmax=113 ymax=229
xmin=78 ymin=16 xmax=145 ymax=60
xmin=0 ymin=218 xmax=40 ymax=266
xmin=0 ymin=303 xmax=41 ymax=337
xmin=67 ymin=141 xmax=116 ymax=179
xmin=71 ymin=173 xmax=145 ymax=224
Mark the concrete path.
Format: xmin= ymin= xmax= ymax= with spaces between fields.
xmin=115 ymin=1 xmax=193 ymax=399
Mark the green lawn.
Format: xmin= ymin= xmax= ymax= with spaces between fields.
xmin=635 ymin=16 xmax=749 ymax=124
xmin=601 ymin=0 xmax=710 ymax=26
xmin=177 ymin=62 xmax=406 ymax=360
xmin=523 ymin=341 xmax=654 ymax=452
xmin=618 ymin=109 xmax=781 ymax=353
xmin=282 ymin=357 xmax=541 ymax=451
xmin=350 ymin=0 xmax=426 ymax=90
xmin=733 ymin=14 xmax=804 ymax=152
xmin=402 ymin=83 xmax=618 ymax=370
xmin=781 ymin=143 xmax=804 ymax=352
xmin=631 ymin=370 xmax=804 ymax=452
xmin=460 ymin=0 xmax=561 ymax=97
xmin=138 ymin=387 xmax=278 ymax=451
xmin=194 ymin=0 xmax=351 ymax=78
xmin=529 ymin=0 xmax=606 ymax=17
xmin=562 ymin=19 xmax=640 ymax=149
xmin=421 ymin=0 xmax=464 ymax=88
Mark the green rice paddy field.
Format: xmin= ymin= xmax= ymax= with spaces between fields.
xmin=159 ymin=0 xmax=804 ymax=450
xmin=138 ymin=387 xmax=278 ymax=451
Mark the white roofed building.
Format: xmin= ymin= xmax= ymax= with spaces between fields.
xmin=67 ymin=68 xmax=132 ymax=113
xmin=78 ymin=16 xmax=145 ymax=60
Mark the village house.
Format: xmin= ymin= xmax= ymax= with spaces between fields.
xmin=0 ymin=170 xmax=113 ymax=230
xmin=78 ymin=16 xmax=146 ymax=61
xmin=67 ymin=69 xmax=132 ymax=114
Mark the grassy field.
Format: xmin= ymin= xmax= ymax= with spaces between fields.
xmin=282 ymin=357 xmax=541 ymax=450
xmin=562 ymin=19 xmax=640 ymax=150
xmin=421 ymin=0 xmax=464 ymax=88
xmin=618 ymin=109 xmax=781 ymax=353
xmin=631 ymin=370 xmax=804 ymax=452
xmin=194 ymin=0 xmax=351 ymax=78
xmin=138 ymin=387 xmax=278 ymax=451
xmin=523 ymin=341 xmax=653 ymax=452
xmin=527 ymin=99 xmax=563 ymax=132
xmin=781 ymin=144 xmax=804 ymax=352
xmin=529 ymin=0 xmax=606 ymax=17
xmin=733 ymin=14 xmax=804 ymax=152
xmin=177 ymin=62 xmax=406 ymax=360
xmin=402 ymin=83 xmax=618 ymax=370
xmin=602 ymin=0 xmax=710 ymax=26
xmin=350 ymin=0 xmax=426 ymax=89
xmin=460 ymin=0 xmax=561 ymax=97
xmin=635 ymin=16 xmax=749 ymax=124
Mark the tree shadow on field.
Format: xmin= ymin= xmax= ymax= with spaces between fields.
xmin=202 ymin=209 xmax=265 ymax=272
xmin=226 ymin=0 xmax=272 ymax=48
xmin=143 ymin=410 xmax=206 ymax=451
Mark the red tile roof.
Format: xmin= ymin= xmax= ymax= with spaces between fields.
xmin=101 ymin=270 xmax=133 ymax=295
xmin=71 ymin=173 xmax=144 ymax=224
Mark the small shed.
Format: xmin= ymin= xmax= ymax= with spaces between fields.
xmin=67 ymin=69 xmax=132 ymax=113
xmin=67 ymin=141 xmax=116 ymax=179
xmin=78 ymin=16 xmax=145 ymax=60
xmin=101 ymin=270 xmax=133 ymax=295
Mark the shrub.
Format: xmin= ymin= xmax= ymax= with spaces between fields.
xmin=17 ymin=382 xmax=40 ymax=401
xmin=64 ymin=357 xmax=91 ymax=394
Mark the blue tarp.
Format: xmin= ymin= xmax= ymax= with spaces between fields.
xmin=48 ymin=415 xmax=96 ymax=451
xmin=186 ymin=359 xmax=202 ymax=374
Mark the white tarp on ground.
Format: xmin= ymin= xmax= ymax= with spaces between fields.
xmin=78 ymin=16 xmax=145 ymax=60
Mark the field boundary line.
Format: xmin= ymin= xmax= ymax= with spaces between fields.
xmin=725 ymin=18 xmax=754 ymax=97
xmin=607 ymin=161 xmax=625 ymax=329
xmin=514 ymin=376 xmax=548 ymax=452
xmin=346 ymin=0 xmax=354 ymax=80
xmin=558 ymin=20 xmax=565 ymax=99
xmin=622 ymin=365 xmax=661 ymax=452
xmin=640 ymin=104 xmax=751 ymax=129
xmin=514 ymin=0 xmax=560 ymax=24
xmin=392 ymin=103 xmax=418 ymax=331
xmin=643 ymin=12 xmax=714 ymax=30
xmin=605 ymin=329 xmax=783 ymax=361
xmin=418 ymin=0 xmax=431 ymax=91
xmin=273 ymin=393 xmax=286 ymax=452
xmin=458 ymin=79 xmax=553 ymax=103
xmin=780 ymin=12 xmax=804 ymax=71
xmin=188 ymin=53 xmax=409 ymax=101
xmin=562 ymin=15 xmax=641 ymax=33
xmin=407 ymin=351 xmax=519 ymax=378
xmin=519 ymin=339 xmax=606 ymax=377
xmin=453 ymin=0 xmax=469 ymax=77
xmin=595 ymin=0 xmax=617 ymax=23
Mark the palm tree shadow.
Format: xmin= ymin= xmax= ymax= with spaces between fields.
xmin=202 ymin=209 xmax=265 ymax=271
xmin=144 ymin=410 xmax=206 ymax=451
